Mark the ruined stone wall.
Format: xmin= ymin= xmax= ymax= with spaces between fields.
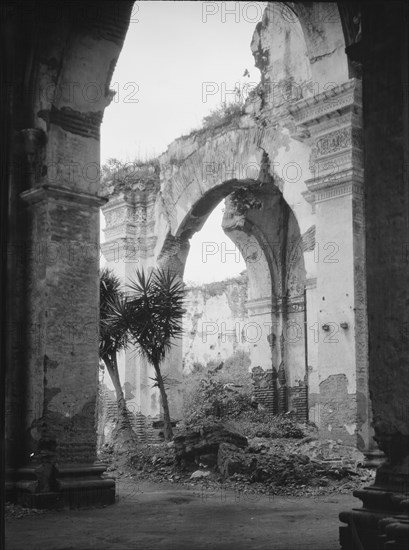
xmin=183 ymin=273 xmax=250 ymax=372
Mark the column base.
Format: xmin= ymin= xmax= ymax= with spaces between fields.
xmin=339 ymin=484 xmax=409 ymax=549
xmin=9 ymin=462 xmax=115 ymax=509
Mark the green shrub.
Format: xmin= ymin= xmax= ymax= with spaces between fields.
xmin=182 ymin=354 xmax=253 ymax=427
xmin=228 ymin=413 xmax=305 ymax=439
xmin=182 ymin=352 xmax=305 ymax=439
xmin=202 ymin=101 xmax=244 ymax=131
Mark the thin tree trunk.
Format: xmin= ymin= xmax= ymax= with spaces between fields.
xmin=105 ymin=354 xmax=127 ymax=417
xmin=154 ymin=362 xmax=173 ymax=441
xmin=103 ymin=354 xmax=137 ymax=450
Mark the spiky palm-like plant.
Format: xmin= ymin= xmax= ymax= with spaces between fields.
xmin=99 ymin=268 xmax=137 ymax=449
xmin=109 ymin=268 xmax=184 ymax=441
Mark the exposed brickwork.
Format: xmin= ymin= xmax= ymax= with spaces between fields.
xmin=251 ymin=367 xmax=278 ymax=414
xmin=38 ymin=106 xmax=103 ymax=140
xmin=289 ymin=385 xmax=308 ymax=423
xmin=252 ymin=366 xmax=308 ymax=422
xmin=97 ymin=386 xmax=163 ymax=446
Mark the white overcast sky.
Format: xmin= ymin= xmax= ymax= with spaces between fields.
xmin=101 ymin=1 xmax=266 ymax=283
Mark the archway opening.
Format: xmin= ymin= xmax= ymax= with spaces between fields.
xmin=160 ymin=173 xmax=309 ymax=427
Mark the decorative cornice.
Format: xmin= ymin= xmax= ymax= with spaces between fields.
xmin=288 ymin=78 xmax=361 ymax=129
xmin=306 ymin=178 xmax=364 ymax=204
xmin=289 ymin=79 xmax=364 ymax=201
xmin=20 ymin=185 xmax=107 ymax=208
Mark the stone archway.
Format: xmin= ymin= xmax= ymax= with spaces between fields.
xmin=144 ymin=134 xmax=313 ymax=423
xmin=223 ymin=184 xmax=309 ymax=421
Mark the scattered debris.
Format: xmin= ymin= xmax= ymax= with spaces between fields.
xmin=190 ymin=470 xmax=211 ymax=480
xmin=5 ymin=503 xmax=46 ymax=519
xmin=99 ymin=434 xmax=376 ymax=499
xmin=174 ymin=423 xmax=247 ymax=468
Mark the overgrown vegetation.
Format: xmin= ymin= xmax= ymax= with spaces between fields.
xmin=100 ymin=157 xmax=159 ymax=196
xmin=181 ymin=351 xmax=304 ymax=439
xmin=182 ymin=100 xmax=246 ymax=139
xmin=229 ymin=412 xmax=305 ymax=439
xmin=201 ymin=101 xmax=245 ymax=132
xmin=229 ymin=186 xmax=263 ymax=215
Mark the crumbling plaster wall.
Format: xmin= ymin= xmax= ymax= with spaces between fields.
xmin=222 ymin=221 xmax=273 ymax=372
xmin=183 ymin=274 xmax=250 ymax=372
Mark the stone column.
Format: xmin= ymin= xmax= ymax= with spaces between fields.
xmin=339 ymin=3 xmax=409 ymax=548
xmin=15 ymin=184 xmax=114 ymax=507
xmin=290 ymin=78 xmax=372 ymax=450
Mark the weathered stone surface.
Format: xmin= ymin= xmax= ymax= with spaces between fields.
xmin=174 ymin=424 xmax=248 ymax=467
xmin=217 ymin=442 xmax=248 ymax=478
xmin=190 ymin=470 xmax=210 ymax=480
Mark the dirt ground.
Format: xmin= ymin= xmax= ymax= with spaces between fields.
xmin=5 ymin=479 xmax=356 ymax=550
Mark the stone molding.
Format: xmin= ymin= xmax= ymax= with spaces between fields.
xmin=301 ymin=225 xmax=316 ymax=252
xmin=20 ymin=185 xmax=107 ymax=208
xmin=306 ymin=277 xmax=317 ymax=290
xmin=307 ymin=178 xmax=364 ymax=204
xmin=289 ymin=79 xmax=361 ymax=127
xmin=246 ymin=297 xmax=272 ymax=316
xmin=270 ymin=295 xmax=306 ymax=314
xmin=289 ymin=78 xmax=363 ymax=204
xmin=103 ymin=205 xmax=148 ymax=228
xmin=284 ymin=295 xmax=306 ymax=314
xmin=101 ymin=236 xmax=157 ymax=263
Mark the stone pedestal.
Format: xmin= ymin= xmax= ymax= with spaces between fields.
xmin=14 ymin=463 xmax=115 ymax=509
xmin=339 ymin=451 xmax=409 ymax=550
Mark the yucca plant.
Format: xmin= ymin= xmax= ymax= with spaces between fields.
xmin=99 ymin=268 xmax=137 ymax=449
xmin=108 ymin=268 xmax=185 ymax=441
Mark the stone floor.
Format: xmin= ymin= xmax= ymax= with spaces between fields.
xmin=5 ymin=480 xmax=356 ymax=550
